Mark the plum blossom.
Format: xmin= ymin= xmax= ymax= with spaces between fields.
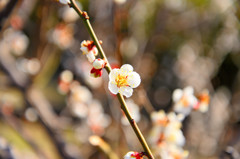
xmin=124 ymin=151 xmax=143 ymax=159
xmin=172 ymin=86 xmax=198 ymax=116
xmin=80 ymin=40 xmax=98 ymax=63
xmin=194 ymin=90 xmax=210 ymax=113
xmin=59 ymin=0 xmax=70 ymax=4
xmin=108 ymin=64 xmax=141 ymax=98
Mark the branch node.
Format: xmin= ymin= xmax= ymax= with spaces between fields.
xmin=82 ymin=11 xmax=89 ymax=19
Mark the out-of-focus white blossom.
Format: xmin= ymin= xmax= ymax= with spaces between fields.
xmin=59 ymin=0 xmax=70 ymax=5
xmin=3 ymin=29 xmax=29 ymax=56
xmin=92 ymin=58 xmax=105 ymax=69
xmin=87 ymin=100 xmax=111 ymax=134
xmin=160 ymin=145 xmax=189 ymax=159
xmin=16 ymin=58 xmax=41 ymax=75
xmin=25 ymin=108 xmax=38 ymax=122
xmin=69 ymin=82 xmax=92 ymax=104
xmin=149 ymin=111 xmax=185 ymax=148
xmin=124 ymin=151 xmax=143 ymax=159
xmin=172 ymin=86 xmax=198 ymax=116
xmin=121 ymin=99 xmax=141 ymax=125
xmin=60 ymin=6 xmax=79 ymax=23
xmin=51 ymin=23 xmax=74 ymax=49
xmin=60 ymin=70 xmax=73 ymax=83
xmin=108 ymin=64 xmax=141 ymax=98
xmin=194 ymin=90 xmax=210 ymax=113
xmin=114 ymin=0 xmax=127 ymax=5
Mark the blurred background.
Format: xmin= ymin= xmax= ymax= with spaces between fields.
xmin=0 ymin=0 xmax=240 ymax=158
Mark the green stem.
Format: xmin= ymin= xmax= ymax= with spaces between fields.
xmin=69 ymin=1 xmax=155 ymax=158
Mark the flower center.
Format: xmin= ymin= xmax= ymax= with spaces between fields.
xmin=180 ymin=96 xmax=189 ymax=107
xmin=115 ymin=74 xmax=128 ymax=88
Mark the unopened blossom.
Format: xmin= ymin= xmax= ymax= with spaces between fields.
xmin=108 ymin=64 xmax=141 ymax=98
xmin=124 ymin=151 xmax=143 ymax=159
xmin=80 ymin=40 xmax=98 ymax=63
xmin=93 ymin=58 xmax=105 ymax=69
xmin=172 ymin=86 xmax=198 ymax=116
xmin=59 ymin=0 xmax=70 ymax=4
xmin=90 ymin=68 xmax=103 ymax=78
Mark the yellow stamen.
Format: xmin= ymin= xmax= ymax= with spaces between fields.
xmin=115 ymin=74 xmax=129 ymax=88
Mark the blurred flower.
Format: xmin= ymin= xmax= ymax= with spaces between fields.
xmin=58 ymin=70 xmax=74 ymax=94
xmin=194 ymin=90 xmax=210 ymax=113
xmin=124 ymin=151 xmax=143 ymax=159
xmin=108 ymin=64 xmax=141 ymax=98
xmin=90 ymin=68 xmax=103 ymax=78
xmin=93 ymin=58 xmax=105 ymax=69
xmin=3 ymin=28 xmax=29 ymax=56
xmin=160 ymin=145 xmax=189 ymax=159
xmin=151 ymin=110 xmax=169 ymax=127
xmin=121 ymin=99 xmax=141 ymax=125
xmin=114 ymin=0 xmax=127 ymax=5
xmin=51 ymin=23 xmax=74 ymax=49
xmin=60 ymin=5 xmax=79 ymax=23
xmin=150 ymin=111 xmax=185 ymax=148
xmin=16 ymin=58 xmax=41 ymax=75
xmin=87 ymin=100 xmax=111 ymax=135
xmin=25 ymin=108 xmax=38 ymax=122
xmin=172 ymin=86 xmax=198 ymax=116
xmin=59 ymin=0 xmax=70 ymax=5
xmin=80 ymin=40 xmax=98 ymax=63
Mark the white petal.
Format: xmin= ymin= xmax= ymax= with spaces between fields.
xmin=80 ymin=46 xmax=88 ymax=54
xmin=59 ymin=0 xmax=70 ymax=4
xmin=108 ymin=82 xmax=119 ymax=94
xmin=109 ymin=69 xmax=119 ymax=81
xmin=127 ymin=72 xmax=141 ymax=88
xmin=86 ymin=52 xmax=95 ymax=63
xmin=120 ymin=86 xmax=133 ymax=98
xmin=120 ymin=64 xmax=133 ymax=73
xmin=184 ymin=86 xmax=194 ymax=95
xmin=172 ymin=89 xmax=183 ymax=102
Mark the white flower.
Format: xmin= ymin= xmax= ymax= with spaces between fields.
xmin=59 ymin=0 xmax=70 ymax=4
xmin=172 ymin=86 xmax=198 ymax=116
xmin=108 ymin=64 xmax=140 ymax=98
xmin=93 ymin=58 xmax=105 ymax=69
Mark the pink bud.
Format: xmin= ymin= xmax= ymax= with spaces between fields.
xmin=90 ymin=68 xmax=103 ymax=78
xmin=93 ymin=58 xmax=105 ymax=69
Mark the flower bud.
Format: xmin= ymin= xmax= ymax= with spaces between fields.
xmin=124 ymin=151 xmax=143 ymax=159
xmin=93 ymin=58 xmax=105 ymax=69
xmin=90 ymin=68 xmax=103 ymax=78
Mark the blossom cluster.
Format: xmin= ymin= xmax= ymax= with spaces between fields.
xmin=172 ymin=86 xmax=210 ymax=117
xmin=149 ymin=110 xmax=188 ymax=159
xmin=147 ymin=86 xmax=210 ymax=159
xmin=80 ymin=40 xmax=106 ymax=78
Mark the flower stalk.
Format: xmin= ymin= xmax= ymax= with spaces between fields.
xmin=69 ymin=0 xmax=155 ymax=158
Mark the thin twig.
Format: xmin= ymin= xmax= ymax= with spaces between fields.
xmin=69 ymin=1 xmax=155 ymax=158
